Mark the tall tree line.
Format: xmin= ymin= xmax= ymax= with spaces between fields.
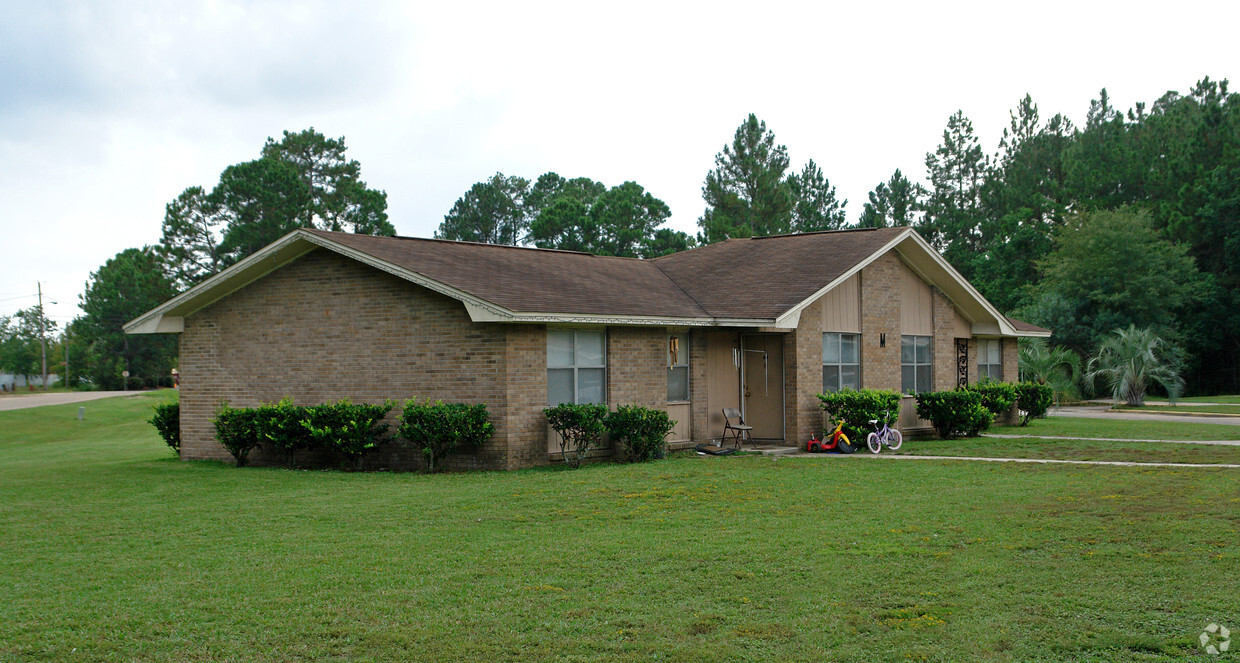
xmin=435 ymin=172 xmax=694 ymax=258
xmin=884 ymin=78 xmax=1238 ymax=393
xmin=68 ymin=129 xmax=392 ymax=389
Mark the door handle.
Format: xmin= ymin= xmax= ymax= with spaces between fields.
xmin=744 ymin=386 xmax=751 ymax=398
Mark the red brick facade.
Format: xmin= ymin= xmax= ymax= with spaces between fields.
xmin=181 ymin=249 xmax=530 ymax=471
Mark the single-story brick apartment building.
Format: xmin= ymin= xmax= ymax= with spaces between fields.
xmin=125 ymin=226 xmax=1049 ymax=470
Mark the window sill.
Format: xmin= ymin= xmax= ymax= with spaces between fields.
xmin=666 ymin=400 xmax=691 ymax=406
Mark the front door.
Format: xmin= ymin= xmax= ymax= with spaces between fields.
xmin=741 ymin=334 xmax=785 ymax=440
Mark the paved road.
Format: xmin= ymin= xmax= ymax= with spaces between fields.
xmin=0 ymin=391 xmax=144 ymax=412
xmin=1052 ymin=405 xmax=1240 ymax=427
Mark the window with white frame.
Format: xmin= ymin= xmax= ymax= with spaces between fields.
xmin=547 ymin=329 xmax=606 ymax=405
xmin=667 ymin=333 xmax=689 ymax=402
xmin=901 ymin=335 xmax=932 ymax=394
xmin=822 ymin=332 xmax=860 ymax=392
xmin=978 ymin=339 xmax=1002 ymax=381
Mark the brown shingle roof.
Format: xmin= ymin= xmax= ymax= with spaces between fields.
xmin=309 ymin=230 xmax=710 ymax=318
xmin=311 ymin=227 xmax=908 ymax=321
xmin=651 ymin=227 xmax=907 ymax=319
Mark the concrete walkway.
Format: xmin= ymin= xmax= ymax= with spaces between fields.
xmin=983 ymin=433 xmax=1240 ymax=446
xmin=785 ymin=452 xmax=1240 ymax=469
xmin=1052 ymin=405 xmax=1240 ymax=426
xmin=0 ymin=391 xmax=143 ymax=412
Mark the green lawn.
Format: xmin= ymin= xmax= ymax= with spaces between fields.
xmin=1146 ymin=394 xmax=1240 ymax=404
xmin=1115 ymin=403 xmax=1240 ymax=416
xmin=991 ymin=416 xmax=1240 ymax=441
xmin=895 ymin=436 xmax=1240 ymax=464
xmin=2 ymin=394 xmax=1238 ymax=661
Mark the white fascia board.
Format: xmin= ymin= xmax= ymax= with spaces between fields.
xmin=895 ymin=232 xmax=1020 ymax=337
xmin=772 ymin=228 xmax=914 ymax=329
xmin=464 ymin=301 xmax=769 ymax=328
xmin=1014 ymin=328 xmax=1053 ymax=338
xmin=124 ymin=230 xmax=317 ymax=334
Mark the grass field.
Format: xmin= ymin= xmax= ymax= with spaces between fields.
xmin=1146 ymin=395 xmax=1240 ymax=405
xmin=2 ymin=394 xmax=1238 ymax=661
xmin=1115 ymin=403 xmax=1240 ymax=416
xmin=991 ymin=416 xmax=1240 ymax=441
xmin=896 ymin=436 xmax=1240 ymax=464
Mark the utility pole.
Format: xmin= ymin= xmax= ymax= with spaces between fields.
xmin=37 ymin=281 xmax=48 ymax=391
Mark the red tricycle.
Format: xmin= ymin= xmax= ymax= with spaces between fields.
xmin=806 ymin=419 xmax=860 ymax=454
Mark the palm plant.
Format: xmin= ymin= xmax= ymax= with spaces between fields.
xmin=1018 ymin=338 xmax=1081 ymax=406
xmin=1085 ymin=325 xmax=1184 ymax=406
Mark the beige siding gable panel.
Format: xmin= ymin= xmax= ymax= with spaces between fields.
xmin=819 ymin=272 xmax=861 ymax=333
xmin=953 ymin=307 xmax=971 ymax=338
xmin=899 ymin=260 xmax=933 ymax=335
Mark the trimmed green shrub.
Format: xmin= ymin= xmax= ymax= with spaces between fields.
xmin=213 ymin=403 xmax=261 ymax=467
xmin=149 ymin=401 xmax=180 ymax=454
xmin=544 ymin=403 xmax=608 ymax=469
xmin=301 ymin=399 xmax=394 ymax=469
xmin=816 ymin=389 xmax=901 ymax=442
xmin=605 ymin=405 xmax=675 ymax=463
xmin=1014 ymin=381 xmax=1054 ymax=426
xmin=254 ymin=398 xmax=313 ymax=468
xmin=915 ymin=390 xmax=992 ymax=439
xmin=399 ymin=399 xmax=494 ymax=473
xmin=966 ymin=381 xmax=1017 ymax=418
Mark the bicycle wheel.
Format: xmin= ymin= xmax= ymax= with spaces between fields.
xmin=836 ymin=434 xmax=857 ymax=454
xmin=888 ymin=429 xmax=903 ymax=451
xmin=866 ymin=432 xmax=881 ymax=454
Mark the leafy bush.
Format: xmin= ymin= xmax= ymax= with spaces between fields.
xmin=605 ymin=405 xmax=675 ymax=463
xmin=149 ymin=401 xmax=180 ymax=454
xmin=914 ymin=390 xmax=992 ymax=439
xmin=966 ymin=381 xmax=1017 ymax=418
xmin=213 ymin=403 xmax=261 ymax=467
xmin=253 ymin=398 xmax=313 ymax=468
xmin=399 ymin=399 xmax=494 ymax=472
xmin=1014 ymin=382 xmax=1054 ymax=426
xmin=301 ymin=399 xmax=394 ymax=469
xmin=816 ymin=389 xmax=901 ymax=442
xmin=544 ymin=403 xmax=608 ymax=469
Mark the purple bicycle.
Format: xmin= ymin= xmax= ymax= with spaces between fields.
xmin=865 ymin=410 xmax=903 ymax=453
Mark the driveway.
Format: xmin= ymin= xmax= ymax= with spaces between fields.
xmin=0 ymin=391 xmax=144 ymax=412
xmin=1053 ymin=405 xmax=1240 ymax=427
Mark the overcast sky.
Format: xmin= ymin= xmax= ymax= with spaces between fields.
xmin=1 ymin=0 xmax=1235 ymax=327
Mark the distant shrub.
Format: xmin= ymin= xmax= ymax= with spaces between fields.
xmin=544 ymin=403 xmax=608 ymax=469
xmin=301 ymin=399 xmax=394 ymax=470
xmin=816 ymin=389 xmax=902 ymax=442
xmin=966 ymin=381 xmax=1017 ymax=418
xmin=1014 ymin=382 xmax=1054 ymax=426
xmin=399 ymin=399 xmax=493 ymax=473
xmin=915 ymin=390 xmax=992 ymax=439
xmin=149 ymin=402 xmax=180 ymax=454
xmin=213 ymin=403 xmax=261 ymax=467
xmin=605 ymin=405 xmax=675 ymax=463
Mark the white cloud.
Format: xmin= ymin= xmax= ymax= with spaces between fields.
xmin=1 ymin=0 xmax=1236 ymax=324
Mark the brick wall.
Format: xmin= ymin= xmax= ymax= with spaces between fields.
xmin=932 ymin=287 xmax=960 ymax=391
xmin=859 ymin=253 xmax=902 ymax=391
xmin=606 ymin=326 xmax=666 ymax=410
xmin=688 ymin=330 xmax=709 ymax=446
xmin=784 ymin=297 xmax=824 ymax=444
xmin=179 ymin=249 xmax=531 ymax=471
